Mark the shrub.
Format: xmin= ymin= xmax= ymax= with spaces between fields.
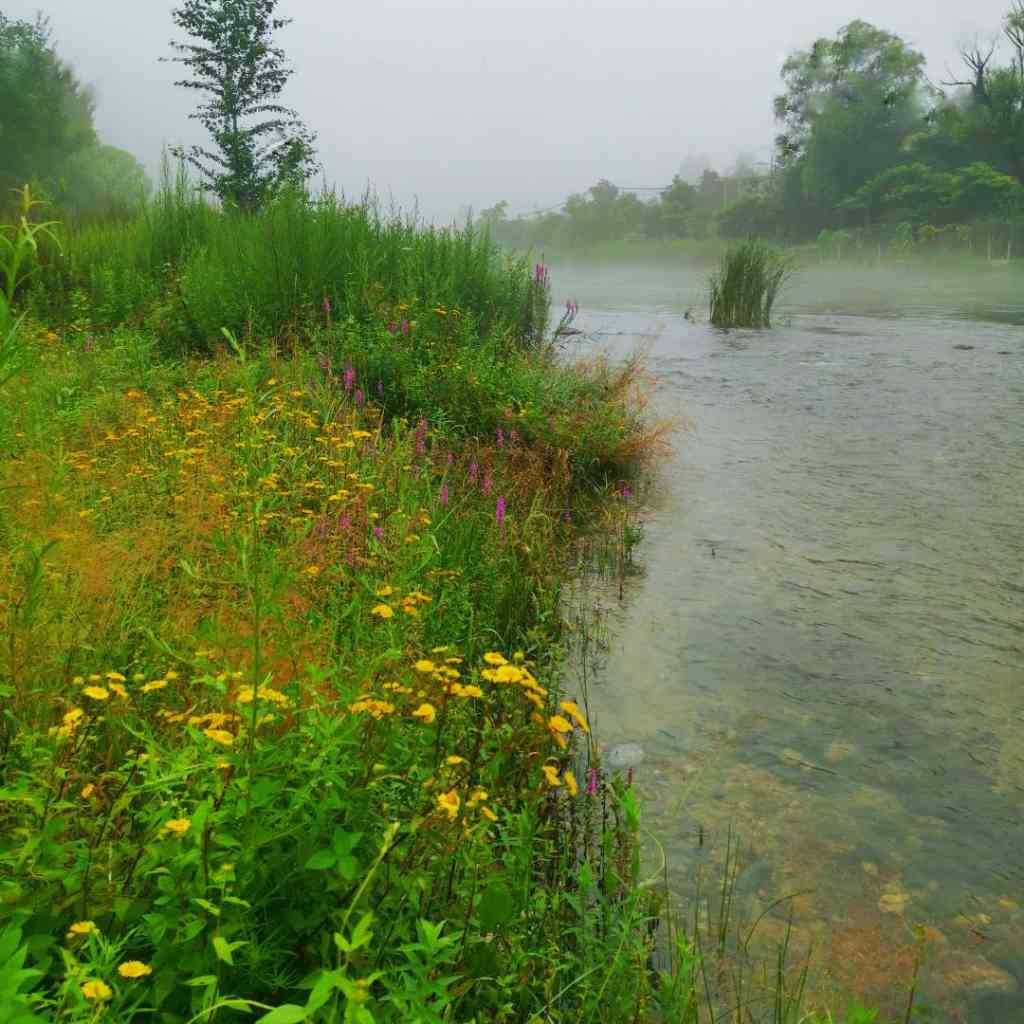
xmin=708 ymin=239 xmax=793 ymax=328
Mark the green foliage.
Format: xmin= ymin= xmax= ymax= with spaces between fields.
xmin=53 ymin=145 xmax=153 ymax=222
xmin=167 ymin=0 xmax=319 ymax=209
xmin=709 ymin=240 xmax=793 ymax=328
xmin=0 ymin=15 xmax=97 ymax=200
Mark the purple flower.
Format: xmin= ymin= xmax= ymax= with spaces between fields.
xmin=401 ymin=319 xmax=410 ymax=335
xmin=414 ymin=418 xmax=428 ymax=455
xmin=562 ymin=509 xmax=572 ymax=523
xmin=373 ymin=525 xmax=384 ymax=541
xmin=354 ymin=389 xmax=364 ymax=406
xmin=495 ymin=495 xmax=505 ymax=528
xmin=621 ymin=485 xmax=633 ymax=500
xmin=496 ymin=428 xmax=504 ymax=449
xmin=468 ymin=458 xmax=479 ymax=485
xmin=344 ymin=365 xmax=355 ymax=392
xmin=482 ymin=476 xmax=492 ymax=497
xmin=439 ymin=482 xmax=449 ymax=508
xmin=586 ymin=767 xmax=598 ymax=797
xmin=323 ymin=296 xmax=332 ymax=317
xmin=387 ymin=322 xmax=398 ymax=335
xmin=509 ymin=429 xmax=519 ymax=446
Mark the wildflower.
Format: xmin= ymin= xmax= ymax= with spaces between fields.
xmin=414 ymin=659 xmax=436 ymax=674
xmin=437 ymin=789 xmax=460 ymax=821
xmin=401 ymin=319 xmax=410 ymax=335
xmin=481 ymin=805 xmax=498 ymax=822
xmin=349 ymin=698 xmax=395 ymax=719
xmin=414 ymin=418 xmax=428 ymax=455
xmin=165 ymin=670 xmax=180 ymax=681
xmin=387 ymin=321 xmax=399 ymax=334
xmin=81 ymin=980 xmax=112 ymax=1001
xmin=412 ymin=703 xmax=437 ymax=724
xmin=63 ymin=708 xmax=85 ymax=727
xmin=164 ymin=818 xmax=192 ymax=838
xmin=371 ymin=604 xmax=394 ymax=620
xmin=81 ymin=784 xmax=95 ymax=799
xmin=482 ymin=476 xmax=493 ymax=496
xmin=67 ymin=921 xmax=98 ymax=939
xmin=376 ymin=585 xmax=394 ymax=597
xmin=548 ymin=715 xmax=573 ymax=735
xmin=82 ymin=686 xmax=110 ymax=701
xmin=445 ymin=755 xmax=468 ymax=766
xmin=564 ymin=770 xmax=579 ymax=798
xmin=105 ymin=671 xmax=126 ymax=682
xmin=108 ymin=683 xmax=129 ymax=699
xmin=431 ymin=645 xmax=450 ymax=654
xmin=118 ymin=961 xmax=152 ymax=979
xmin=468 ymin=458 xmax=479 ymax=484
xmin=344 ymin=366 xmax=355 ymax=392
xmin=141 ymin=680 xmax=167 ymax=693
xmin=496 ymin=427 xmax=504 ymax=449
xmin=559 ymin=700 xmax=590 ymax=733
xmin=493 ymin=664 xmax=523 ymax=684
xmin=355 ymin=389 xmax=364 ymax=406
xmin=439 ymin=482 xmax=449 ymax=508
xmin=542 ymin=765 xmax=562 ymax=787
xmin=203 ymin=728 xmax=235 ymax=746
xmin=495 ymin=495 xmax=505 ymax=527
xmin=483 ymin=652 xmax=507 ymax=667
xmin=373 ymin=525 xmax=384 ymax=541
xmin=451 ymin=684 xmax=483 ymax=699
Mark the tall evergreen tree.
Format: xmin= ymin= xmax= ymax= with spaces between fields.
xmin=166 ymin=0 xmax=318 ymax=209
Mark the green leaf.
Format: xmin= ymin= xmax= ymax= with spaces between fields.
xmin=193 ymin=898 xmax=221 ymax=917
xmin=184 ymin=975 xmax=218 ymax=987
xmin=256 ymin=1005 xmax=308 ymax=1024
xmin=212 ymin=935 xmax=234 ymax=965
xmin=304 ymin=849 xmax=335 ymax=871
xmin=477 ymin=886 xmax=515 ymax=931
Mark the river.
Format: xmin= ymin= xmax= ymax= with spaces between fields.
xmin=554 ymin=259 xmax=1024 ymax=1022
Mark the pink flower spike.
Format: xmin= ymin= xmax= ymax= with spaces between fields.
xmin=439 ymin=482 xmax=449 ymax=508
xmin=495 ymin=496 xmax=506 ymax=528
xmin=586 ymin=767 xmax=598 ymax=796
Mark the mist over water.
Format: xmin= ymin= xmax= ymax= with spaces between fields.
xmin=556 ymin=258 xmax=1024 ymax=1020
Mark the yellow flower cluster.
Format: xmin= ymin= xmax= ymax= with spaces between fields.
xmin=349 ymin=698 xmax=396 ymax=720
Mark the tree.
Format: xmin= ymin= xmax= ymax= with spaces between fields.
xmin=0 ymin=14 xmax=96 ymax=200
xmin=773 ymin=21 xmax=928 ymax=232
xmin=56 ymin=144 xmax=153 ymax=219
xmin=166 ymin=0 xmax=318 ymax=209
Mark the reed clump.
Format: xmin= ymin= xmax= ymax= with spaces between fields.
xmin=708 ymin=239 xmax=793 ymax=328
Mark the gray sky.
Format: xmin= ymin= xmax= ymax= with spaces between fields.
xmin=8 ymin=0 xmax=1014 ymax=221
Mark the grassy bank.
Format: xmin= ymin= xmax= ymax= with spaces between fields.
xmin=0 ymin=185 xmax=677 ymax=1024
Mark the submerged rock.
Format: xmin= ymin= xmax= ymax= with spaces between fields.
xmin=935 ymin=953 xmax=1018 ymax=995
xmin=606 ymin=742 xmax=645 ymax=769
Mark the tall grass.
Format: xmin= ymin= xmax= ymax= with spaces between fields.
xmin=29 ymin=169 xmax=547 ymax=355
xmin=708 ymin=239 xmax=793 ymax=328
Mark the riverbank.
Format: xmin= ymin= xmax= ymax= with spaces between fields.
xmin=0 ymin=193 xmax=675 ymax=1023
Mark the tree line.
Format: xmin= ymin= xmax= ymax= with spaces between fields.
xmin=481 ymin=8 xmax=1024 ymax=254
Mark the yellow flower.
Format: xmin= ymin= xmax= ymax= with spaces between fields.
xmin=108 ymin=683 xmax=129 ymax=699
xmin=564 ymin=770 xmax=579 ymax=798
xmin=493 ymin=664 xmax=523 ymax=683
xmin=542 ymin=765 xmax=562 ymax=788
xmin=82 ymin=686 xmax=110 ymax=701
xmin=165 ymin=670 xmax=180 ymax=681
xmin=445 ymin=755 xmax=468 ymax=765
xmin=118 ymin=961 xmax=152 ymax=979
xmin=164 ymin=818 xmax=191 ymax=837
xmin=482 ymin=652 xmax=507 ymax=666
xmin=413 ymin=659 xmax=436 ymax=674
xmin=548 ymin=715 xmax=573 ymax=735
xmin=81 ymin=784 xmax=96 ymax=799
xmin=141 ymin=680 xmax=167 ymax=693
xmin=63 ymin=708 xmax=85 ymax=726
xmin=375 ymin=585 xmax=394 ymax=597
xmin=81 ymin=980 xmax=112 ymax=1001
xmin=412 ymin=703 xmax=437 ymax=724
xmin=437 ymin=789 xmax=460 ymax=821
xmin=481 ymin=805 xmax=498 ymax=822
xmin=67 ymin=920 xmax=98 ymax=938
xmin=371 ymin=603 xmax=394 ymax=620
xmin=451 ymin=684 xmax=483 ymax=699
xmin=203 ymin=728 xmax=235 ymax=746
xmin=105 ymin=671 xmax=127 ymax=682
xmin=430 ymin=645 xmax=450 ymax=654
xmin=559 ymin=701 xmax=590 ymax=733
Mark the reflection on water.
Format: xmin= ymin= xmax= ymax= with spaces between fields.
xmin=556 ymin=261 xmax=1024 ymax=1021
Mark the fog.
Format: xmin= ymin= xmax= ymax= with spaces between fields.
xmin=6 ymin=0 xmax=1014 ymax=221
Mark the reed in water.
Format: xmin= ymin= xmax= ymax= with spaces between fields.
xmin=709 ymin=239 xmax=793 ymax=328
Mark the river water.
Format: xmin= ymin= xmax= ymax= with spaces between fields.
xmin=554 ymin=260 xmax=1024 ymax=1021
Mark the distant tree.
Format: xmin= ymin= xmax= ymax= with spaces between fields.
xmin=773 ymin=21 xmax=928 ymax=232
xmin=166 ymin=0 xmax=318 ymax=209
xmin=57 ymin=144 xmax=153 ymax=219
xmin=0 ymin=14 xmax=96 ymax=199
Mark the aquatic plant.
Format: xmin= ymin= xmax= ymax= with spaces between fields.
xmin=708 ymin=238 xmax=793 ymax=328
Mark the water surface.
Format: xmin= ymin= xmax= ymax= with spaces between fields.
xmin=556 ymin=261 xmax=1024 ymax=1020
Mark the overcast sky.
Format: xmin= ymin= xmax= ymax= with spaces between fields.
xmin=7 ymin=0 xmax=1015 ymax=221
